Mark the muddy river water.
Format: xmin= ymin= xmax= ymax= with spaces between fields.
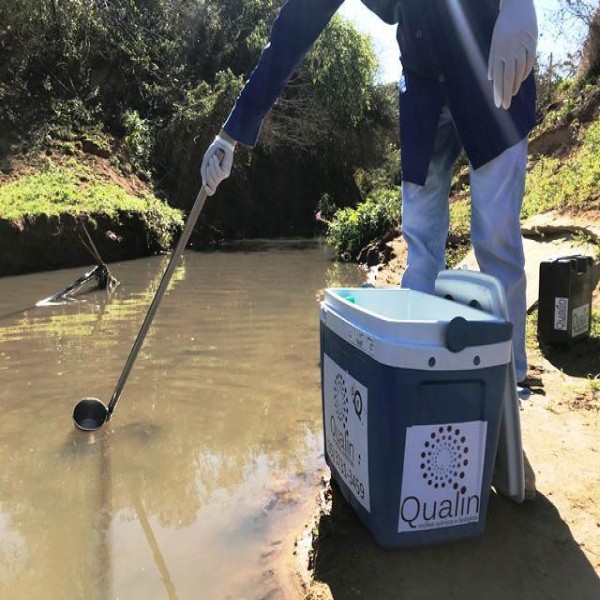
xmin=0 ymin=239 xmax=364 ymax=599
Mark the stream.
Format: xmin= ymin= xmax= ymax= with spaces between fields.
xmin=0 ymin=239 xmax=364 ymax=600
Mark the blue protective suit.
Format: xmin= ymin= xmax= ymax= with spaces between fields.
xmin=222 ymin=0 xmax=537 ymax=185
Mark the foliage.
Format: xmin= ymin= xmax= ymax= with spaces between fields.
xmin=321 ymin=120 xmax=400 ymax=261
xmin=446 ymin=196 xmax=472 ymax=267
xmin=0 ymin=1 xmax=395 ymax=241
xmin=255 ymin=15 xmax=379 ymax=156
xmin=522 ymin=119 xmax=600 ymax=218
xmin=580 ymin=7 xmax=600 ymax=79
xmin=122 ymin=110 xmax=152 ymax=176
xmin=325 ymin=188 xmax=400 ymax=261
xmin=0 ymin=1 xmax=281 ymax=151
xmin=0 ymin=1 xmax=381 ymax=154
xmin=153 ymin=67 xmax=244 ymax=197
xmin=554 ymin=1 xmax=600 ymax=79
xmin=353 ymin=143 xmax=401 ymax=197
xmin=448 ymin=197 xmax=471 ymax=239
xmin=0 ymin=161 xmax=183 ymax=246
xmin=306 ymin=16 xmax=377 ymax=127
xmin=535 ymin=56 xmax=577 ymax=117
xmin=316 ymin=193 xmax=338 ymax=224
xmin=535 ymin=2 xmax=599 ymax=119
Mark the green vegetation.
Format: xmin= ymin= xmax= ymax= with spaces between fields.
xmin=522 ymin=120 xmax=600 ymax=218
xmin=0 ymin=162 xmax=183 ymax=247
xmin=325 ymin=188 xmax=400 ymax=261
xmin=591 ymin=307 xmax=600 ymax=338
xmin=0 ymin=1 xmax=598 ymax=259
xmin=0 ymin=1 xmax=394 ymax=242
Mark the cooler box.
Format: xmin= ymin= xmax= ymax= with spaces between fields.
xmin=320 ymin=286 xmax=513 ymax=548
xmin=538 ymin=255 xmax=594 ymax=345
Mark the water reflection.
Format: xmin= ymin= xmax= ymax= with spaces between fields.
xmin=0 ymin=239 xmax=364 ymax=599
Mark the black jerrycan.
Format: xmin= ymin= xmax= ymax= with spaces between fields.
xmin=537 ymin=255 xmax=595 ymax=345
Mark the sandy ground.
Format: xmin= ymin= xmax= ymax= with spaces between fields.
xmin=288 ymin=212 xmax=600 ymax=600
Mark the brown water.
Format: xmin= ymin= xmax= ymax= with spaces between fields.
xmin=0 ymin=239 xmax=364 ymax=600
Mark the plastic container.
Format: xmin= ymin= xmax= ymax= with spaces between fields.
xmin=538 ymin=255 xmax=594 ymax=345
xmin=320 ymin=286 xmax=513 ymax=548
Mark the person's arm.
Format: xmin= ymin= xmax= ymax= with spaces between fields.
xmin=201 ymin=0 xmax=344 ymax=195
xmin=223 ymin=0 xmax=345 ymax=146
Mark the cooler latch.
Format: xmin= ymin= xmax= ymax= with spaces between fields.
xmin=445 ymin=316 xmax=513 ymax=353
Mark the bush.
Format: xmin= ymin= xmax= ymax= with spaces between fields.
xmin=578 ymin=6 xmax=600 ymax=79
xmin=325 ymin=188 xmax=400 ymax=261
xmin=122 ymin=110 xmax=152 ymax=175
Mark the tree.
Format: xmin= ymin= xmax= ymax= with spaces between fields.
xmin=554 ymin=0 xmax=600 ymax=79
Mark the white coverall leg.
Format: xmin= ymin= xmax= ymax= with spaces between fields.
xmin=401 ymin=106 xmax=528 ymax=381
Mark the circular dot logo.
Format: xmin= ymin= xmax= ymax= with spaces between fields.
xmin=333 ymin=373 xmax=349 ymax=428
xmin=352 ymin=388 xmax=363 ymax=420
xmin=419 ymin=425 xmax=470 ymax=492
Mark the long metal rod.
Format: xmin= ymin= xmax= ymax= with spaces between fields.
xmin=107 ymin=187 xmax=208 ymax=415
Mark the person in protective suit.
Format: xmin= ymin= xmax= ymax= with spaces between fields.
xmin=201 ymin=0 xmax=538 ymax=384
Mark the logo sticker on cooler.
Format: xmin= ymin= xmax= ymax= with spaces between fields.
xmin=323 ymin=354 xmax=370 ymax=511
xmin=398 ymin=421 xmax=487 ymax=533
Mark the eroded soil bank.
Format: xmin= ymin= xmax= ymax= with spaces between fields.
xmin=0 ymin=212 xmax=167 ymax=277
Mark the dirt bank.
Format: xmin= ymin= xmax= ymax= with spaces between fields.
xmin=0 ymin=211 xmax=166 ymax=277
xmin=0 ymin=139 xmax=182 ymax=277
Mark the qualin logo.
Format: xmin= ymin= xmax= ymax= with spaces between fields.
xmin=331 ymin=371 xmax=354 ymax=463
xmin=333 ymin=373 xmax=349 ymax=427
xmin=420 ymin=425 xmax=470 ymax=494
xmin=398 ymin=421 xmax=487 ymax=533
xmin=323 ymin=355 xmax=370 ymax=511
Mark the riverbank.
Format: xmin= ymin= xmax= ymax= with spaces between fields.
xmin=0 ymin=134 xmax=183 ymax=277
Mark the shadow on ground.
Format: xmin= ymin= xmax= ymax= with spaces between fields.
xmin=540 ymin=335 xmax=600 ymax=378
xmin=311 ymin=481 xmax=600 ymax=600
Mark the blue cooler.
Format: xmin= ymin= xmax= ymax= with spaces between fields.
xmin=320 ymin=286 xmax=513 ymax=548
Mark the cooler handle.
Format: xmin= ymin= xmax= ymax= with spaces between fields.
xmin=445 ymin=317 xmax=513 ymax=353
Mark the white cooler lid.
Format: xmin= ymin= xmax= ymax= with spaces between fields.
xmin=320 ymin=287 xmax=512 ymax=372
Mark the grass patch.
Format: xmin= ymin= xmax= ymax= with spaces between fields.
xmin=449 ymin=196 xmax=471 ymax=238
xmin=527 ymin=306 xmax=600 ymax=350
xmin=526 ymin=309 xmax=541 ymax=351
xmin=446 ymin=196 xmax=472 ymax=266
xmin=0 ymin=161 xmax=183 ymax=247
xmin=523 ymin=120 xmax=600 ymax=218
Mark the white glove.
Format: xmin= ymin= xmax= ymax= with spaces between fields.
xmin=201 ymin=134 xmax=236 ymax=196
xmin=487 ymin=0 xmax=538 ymax=110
